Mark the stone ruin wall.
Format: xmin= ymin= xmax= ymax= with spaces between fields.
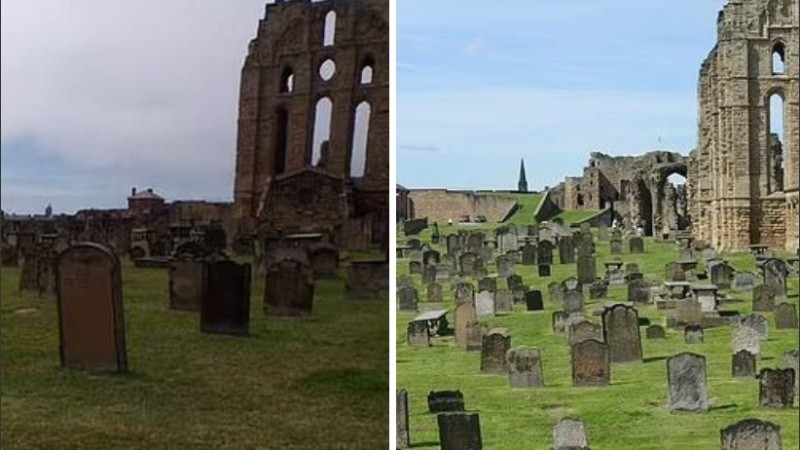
xmin=407 ymin=190 xmax=518 ymax=223
xmin=233 ymin=0 xmax=389 ymax=238
xmin=551 ymin=151 xmax=689 ymax=235
xmin=689 ymin=0 xmax=799 ymax=251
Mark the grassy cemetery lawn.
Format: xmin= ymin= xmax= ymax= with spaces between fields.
xmin=397 ymin=233 xmax=799 ymax=449
xmin=1 ymin=259 xmax=389 ymax=449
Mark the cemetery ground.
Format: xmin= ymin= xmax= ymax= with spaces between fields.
xmin=397 ymin=233 xmax=799 ymax=449
xmin=1 ymin=258 xmax=389 ymax=449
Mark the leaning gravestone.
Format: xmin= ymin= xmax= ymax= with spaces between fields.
xmin=407 ymin=321 xmax=430 ymax=348
xmin=56 ymin=243 xmax=127 ymax=372
xmin=752 ymin=284 xmax=776 ymax=312
xmin=475 ymin=290 xmax=495 ymax=317
xmin=553 ymin=418 xmax=589 ymax=450
xmin=494 ymin=289 xmax=512 ymax=315
xmin=645 ymin=324 xmax=666 ymax=339
xmin=601 ymin=304 xmax=643 ymax=362
xmin=774 ymin=303 xmax=798 ymax=329
xmin=428 ymin=390 xmax=465 ymax=413
xmin=397 ymin=390 xmax=410 ymax=449
xmin=571 ymin=339 xmax=610 ymax=386
xmin=398 ymin=284 xmax=419 ymax=312
xmin=720 ymin=419 xmax=782 ymax=450
xmin=264 ymin=258 xmax=314 ymax=316
xmin=629 ymin=236 xmax=644 ymax=254
xmin=169 ymin=256 xmax=206 ymax=311
xmin=731 ymin=350 xmax=756 ymax=378
xmin=437 ymin=412 xmax=482 ymax=450
xmin=201 ymin=259 xmax=251 ymax=336
xmin=506 ymin=347 xmax=544 ymax=388
xmin=525 ymin=291 xmax=543 ymax=311
xmin=480 ymin=331 xmax=511 ymax=374
xmin=667 ymin=352 xmax=708 ymax=412
xmin=759 ymin=368 xmax=795 ymax=408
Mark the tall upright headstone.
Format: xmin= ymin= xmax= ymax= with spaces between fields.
xmin=601 ymin=304 xmax=642 ymax=362
xmin=201 ymin=259 xmax=251 ymax=336
xmin=667 ymin=353 xmax=708 ymax=412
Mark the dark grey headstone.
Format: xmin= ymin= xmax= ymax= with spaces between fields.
xmin=720 ymin=419 xmax=782 ymax=450
xmin=759 ymin=368 xmax=795 ymax=408
xmin=398 ymin=284 xmax=419 ymax=312
xmin=169 ymin=257 xmax=206 ymax=311
xmin=732 ymin=271 xmax=758 ymax=291
xmin=480 ymin=331 xmax=511 ymax=374
xmin=627 ymin=279 xmax=650 ymax=303
xmin=437 ymin=412 xmax=482 ymax=450
xmin=732 ymin=350 xmax=756 ymax=378
xmin=538 ymin=264 xmax=551 ymax=277
xmin=397 ymin=390 xmax=410 ymax=449
xmin=601 ymin=304 xmax=642 ymax=362
xmin=525 ymin=290 xmax=543 ymax=311
xmin=576 ymin=255 xmax=596 ymax=284
xmin=264 ymin=258 xmax=314 ymax=316
xmin=752 ymin=284 xmax=776 ymax=312
xmin=589 ymin=279 xmax=608 ymax=299
xmin=645 ymin=324 xmax=666 ymax=339
xmin=558 ymin=236 xmax=575 ymax=264
xmin=427 ymin=390 xmax=465 ymax=413
xmin=201 ymin=259 xmax=251 ymax=336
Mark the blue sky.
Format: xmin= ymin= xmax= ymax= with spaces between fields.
xmin=397 ymin=0 xmax=728 ymax=191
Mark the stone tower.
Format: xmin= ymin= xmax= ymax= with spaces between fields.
xmin=689 ymin=0 xmax=799 ymax=251
xmin=518 ymin=159 xmax=528 ymax=193
xmin=232 ymin=0 xmax=389 ymax=238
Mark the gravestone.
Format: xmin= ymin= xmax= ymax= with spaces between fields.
xmin=738 ymin=313 xmax=770 ymax=341
xmin=407 ymin=321 xmax=430 ymax=347
xmin=763 ymin=259 xmax=788 ymax=298
xmin=537 ymin=240 xmax=554 ymax=265
xmin=459 ymin=252 xmax=479 ymax=277
xmin=625 ymin=263 xmax=640 ymax=276
xmin=398 ymin=284 xmax=419 ymax=312
xmin=786 ymin=349 xmax=799 ymax=392
xmin=601 ymin=304 xmax=642 ymax=362
xmin=423 ymin=249 xmax=441 ymax=266
xmin=475 ymin=290 xmax=495 ymax=317
xmin=494 ymin=289 xmax=512 ymax=314
xmin=667 ymin=352 xmax=708 ymax=412
xmin=37 ymin=251 xmax=57 ymax=299
xmin=407 ymin=238 xmax=421 ymax=250
xmin=427 ymin=282 xmax=443 ymax=302
xmin=665 ymin=262 xmax=686 ymax=282
xmin=571 ymin=339 xmax=610 ymax=386
xmin=264 ymin=258 xmax=314 ymax=316
xmin=576 ymin=233 xmax=594 ymax=257
xmin=56 ymin=243 xmax=127 ymax=372
xmin=455 ymin=282 xmax=474 ymax=304
xmin=629 ymin=237 xmax=644 ymax=254
xmin=437 ymin=413 xmax=482 ymax=450
xmin=562 ymin=276 xmax=582 ymax=293
xmin=512 ymin=285 xmax=528 ymax=303
xmin=720 ymin=419 xmax=782 ymax=450
xmin=496 ymin=255 xmax=515 ymax=278
xmin=422 ymin=264 xmax=437 ymax=284
xmin=467 ymin=233 xmax=484 ymax=254
xmin=506 ymin=274 xmax=523 ymax=292
xmin=397 ymin=390 xmax=410 ymax=449
xmin=752 ymin=284 xmax=776 ymax=312
xmin=732 ymin=350 xmax=756 ymax=378
xmin=506 ymin=347 xmax=544 ymax=388
xmin=552 ymin=311 xmax=568 ymax=333
xmin=465 ymin=321 xmax=485 ymax=351
xmin=576 ymin=255 xmax=596 ymax=284
xmin=480 ymin=331 xmax=511 ymax=374
xmin=169 ymin=256 xmax=206 ymax=311
xmin=589 ymin=279 xmax=608 ymax=299
xmin=558 ymin=236 xmax=575 ymax=264
xmin=446 ymin=234 xmax=461 ymax=254
xmin=710 ymin=263 xmax=735 ymax=290
xmin=646 ymin=324 xmax=666 ymax=339
xmin=568 ymin=321 xmax=602 ymax=347
xmin=610 ymin=239 xmax=623 ymax=255
xmin=409 ymin=260 xmax=422 ymax=275
xmin=684 ymin=324 xmax=704 ymax=343
xmin=774 ymin=303 xmax=798 ymax=329
xmin=605 ymin=262 xmax=625 ymax=286
xmin=525 ymin=290 xmax=544 ymax=311
xmin=563 ymin=290 xmax=584 ymax=315
xmin=521 ymin=243 xmax=536 ymax=265
xmin=733 ymin=326 xmax=761 ymax=359
xmin=538 ymin=264 xmax=552 ymax=277
xmin=201 ymin=259 xmax=251 ymax=336
xmin=627 ymin=279 xmax=650 ymax=303
xmin=733 ymin=271 xmax=758 ymax=291
xmin=454 ymin=301 xmax=477 ymax=347
xmin=553 ymin=418 xmax=589 ymax=450
xmin=427 ymin=390 xmax=465 ymax=413
xmin=478 ymin=277 xmax=497 ymax=293
xmin=675 ymin=299 xmax=704 ymax=326
xmin=308 ymin=243 xmax=339 ymax=278
xmin=759 ymin=368 xmax=795 ymax=408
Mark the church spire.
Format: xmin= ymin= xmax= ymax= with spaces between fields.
xmin=517 ymin=158 xmax=528 ymax=192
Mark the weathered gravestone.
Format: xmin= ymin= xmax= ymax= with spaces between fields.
xmin=763 ymin=259 xmax=788 ymax=298
xmin=601 ymin=304 xmax=642 ymax=362
xmin=459 ymin=252 xmax=479 ymax=277
xmin=610 ymin=239 xmax=623 ymax=255
xmin=494 ymin=289 xmax=512 ymax=315
xmin=465 ymin=321 xmax=485 ymax=351
xmin=480 ymin=331 xmax=511 ymax=374
xmin=537 ymin=240 xmax=554 ymax=265
xmin=710 ymin=263 xmax=735 ymax=290
xmin=589 ymin=279 xmax=608 ymax=299
xmin=37 ymin=251 xmax=57 ymax=299
xmin=576 ymin=255 xmax=596 ymax=284
xmin=169 ymin=256 xmax=206 ymax=311
xmin=496 ymin=255 xmax=515 ymax=278
xmin=397 ymin=390 xmax=410 ymax=449
xmin=308 ymin=243 xmax=339 ymax=278
xmin=732 ymin=350 xmax=757 ymax=378
xmin=409 ymin=260 xmax=422 ymax=275
xmin=478 ymin=276 xmax=497 ymax=293
xmin=398 ymin=284 xmax=419 ymax=312
xmin=675 ymin=299 xmax=704 ymax=326
xmin=733 ymin=326 xmax=761 ymax=359
xmin=759 ymin=368 xmax=795 ymax=408
xmin=437 ymin=413 xmax=482 ymax=450
xmin=571 ymin=339 xmax=610 ymax=386
xmin=720 ymin=419 xmax=782 ymax=450
xmin=646 ymin=324 xmax=666 ymax=339
xmin=629 ymin=236 xmax=644 ymax=254
xmin=427 ymin=390 xmax=465 ymax=413
xmin=562 ymin=276 xmax=582 ymax=293
xmin=422 ymin=264 xmax=437 ymax=284
xmin=423 ymin=249 xmax=441 ymax=266
xmin=525 ymin=290 xmax=543 ymax=311
xmin=549 ymin=281 xmax=565 ymax=303
xmin=733 ymin=271 xmax=758 ymax=291
xmin=455 ymin=301 xmax=477 ymax=348
xmin=752 ymin=284 xmax=777 ymax=312
xmin=774 ymin=303 xmax=798 ymax=329
xmin=475 ymin=290 xmax=495 ymax=317
xmin=538 ymin=264 xmax=551 ymax=277
xmin=568 ymin=321 xmax=602 ymax=347
xmin=264 ymin=258 xmax=314 ymax=316
xmin=553 ymin=418 xmax=589 ymax=450
xmin=512 ymin=285 xmax=528 ymax=303
xmin=467 ymin=233 xmax=484 ymax=254
xmin=446 ymin=234 xmax=461 ymax=254
xmin=665 ymin=262 xmax=686 ymax=282
xmin=552 ymin=311 xmax=568 ymax=333
xmin=667 ymin=352 xmax=708 ymax=412
xmin=506 ymin=274 xmax=523 ymax=292
xmin=786 ymin=349 xmax=799 ymax=392
xmin=684 ymin=324 xmax=704 ymax=343
xmin=407 ymin=321 xmax=430 ymax=347
xmin=506 ymin=347 xmax=544 ymax=388
xmin=56 ymin=243 xmax=127 ymax=372
xmin=628 ymin=279 xmax=650 ymax=303
xmin=563 ymin=290 xmax=584 ymax=315
xmin=201 ymin=259 xmax=251 ymax=336
xmin=427 ymin=282 xmax=443 ymax=302
xmin=18 ymin=250 xmax=40 ymax=292
xmin=558 ymin=236 xmax=575 ymax=264
xmin=738 ymin=314 xmax=769 ymax=341
xmin=521 ymin=243 xmax=536 ymax=265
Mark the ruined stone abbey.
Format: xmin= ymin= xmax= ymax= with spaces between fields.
xmin=233 ymin=0 xmax=389 ymax=247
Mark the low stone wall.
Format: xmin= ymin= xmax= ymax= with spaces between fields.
xmin=408 ymin=190 xmax=516 ymax=223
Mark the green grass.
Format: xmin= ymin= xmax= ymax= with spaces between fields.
xmin=397 ymin=234 xmax=799 ymax=449
xmin=549 ymin=209 xmax=602 ymax=226
xmin=491 ymin=193 xmax=543 ymax=226
xmin=2 ymin=258 xmax=389 ymax=449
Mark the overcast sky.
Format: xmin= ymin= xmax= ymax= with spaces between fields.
xmin=1 ymin=0 xmax=269 ymax=214
xmin=397 ymin=0 xmax=729 ymax=191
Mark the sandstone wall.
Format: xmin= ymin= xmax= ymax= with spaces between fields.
xmin=407 ymin=190 xmax=518 ymax=223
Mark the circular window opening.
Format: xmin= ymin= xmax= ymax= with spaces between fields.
xmin=319 ymin=59 xmax=336 ymax=81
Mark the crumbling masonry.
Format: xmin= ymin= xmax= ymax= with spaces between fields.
xmin=689 ymin=0 xmax=799 ymax=251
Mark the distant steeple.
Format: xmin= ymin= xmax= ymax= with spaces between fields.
xmin=517 ymin=159 xmax=528 ymax=192
xmin=44 ymin=203 xmax=53 ymax=217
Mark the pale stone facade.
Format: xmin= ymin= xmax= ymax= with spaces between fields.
xmin=689 ymin=0 xmax=800 ymax=251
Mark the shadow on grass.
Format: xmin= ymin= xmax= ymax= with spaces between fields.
xmin=643 ymin=356 xmax=669 ymax=363
xmin=709 ymin=403 xmax=738 ymax=411
xmin=410 ymin=442 xmax=439 ymax=448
